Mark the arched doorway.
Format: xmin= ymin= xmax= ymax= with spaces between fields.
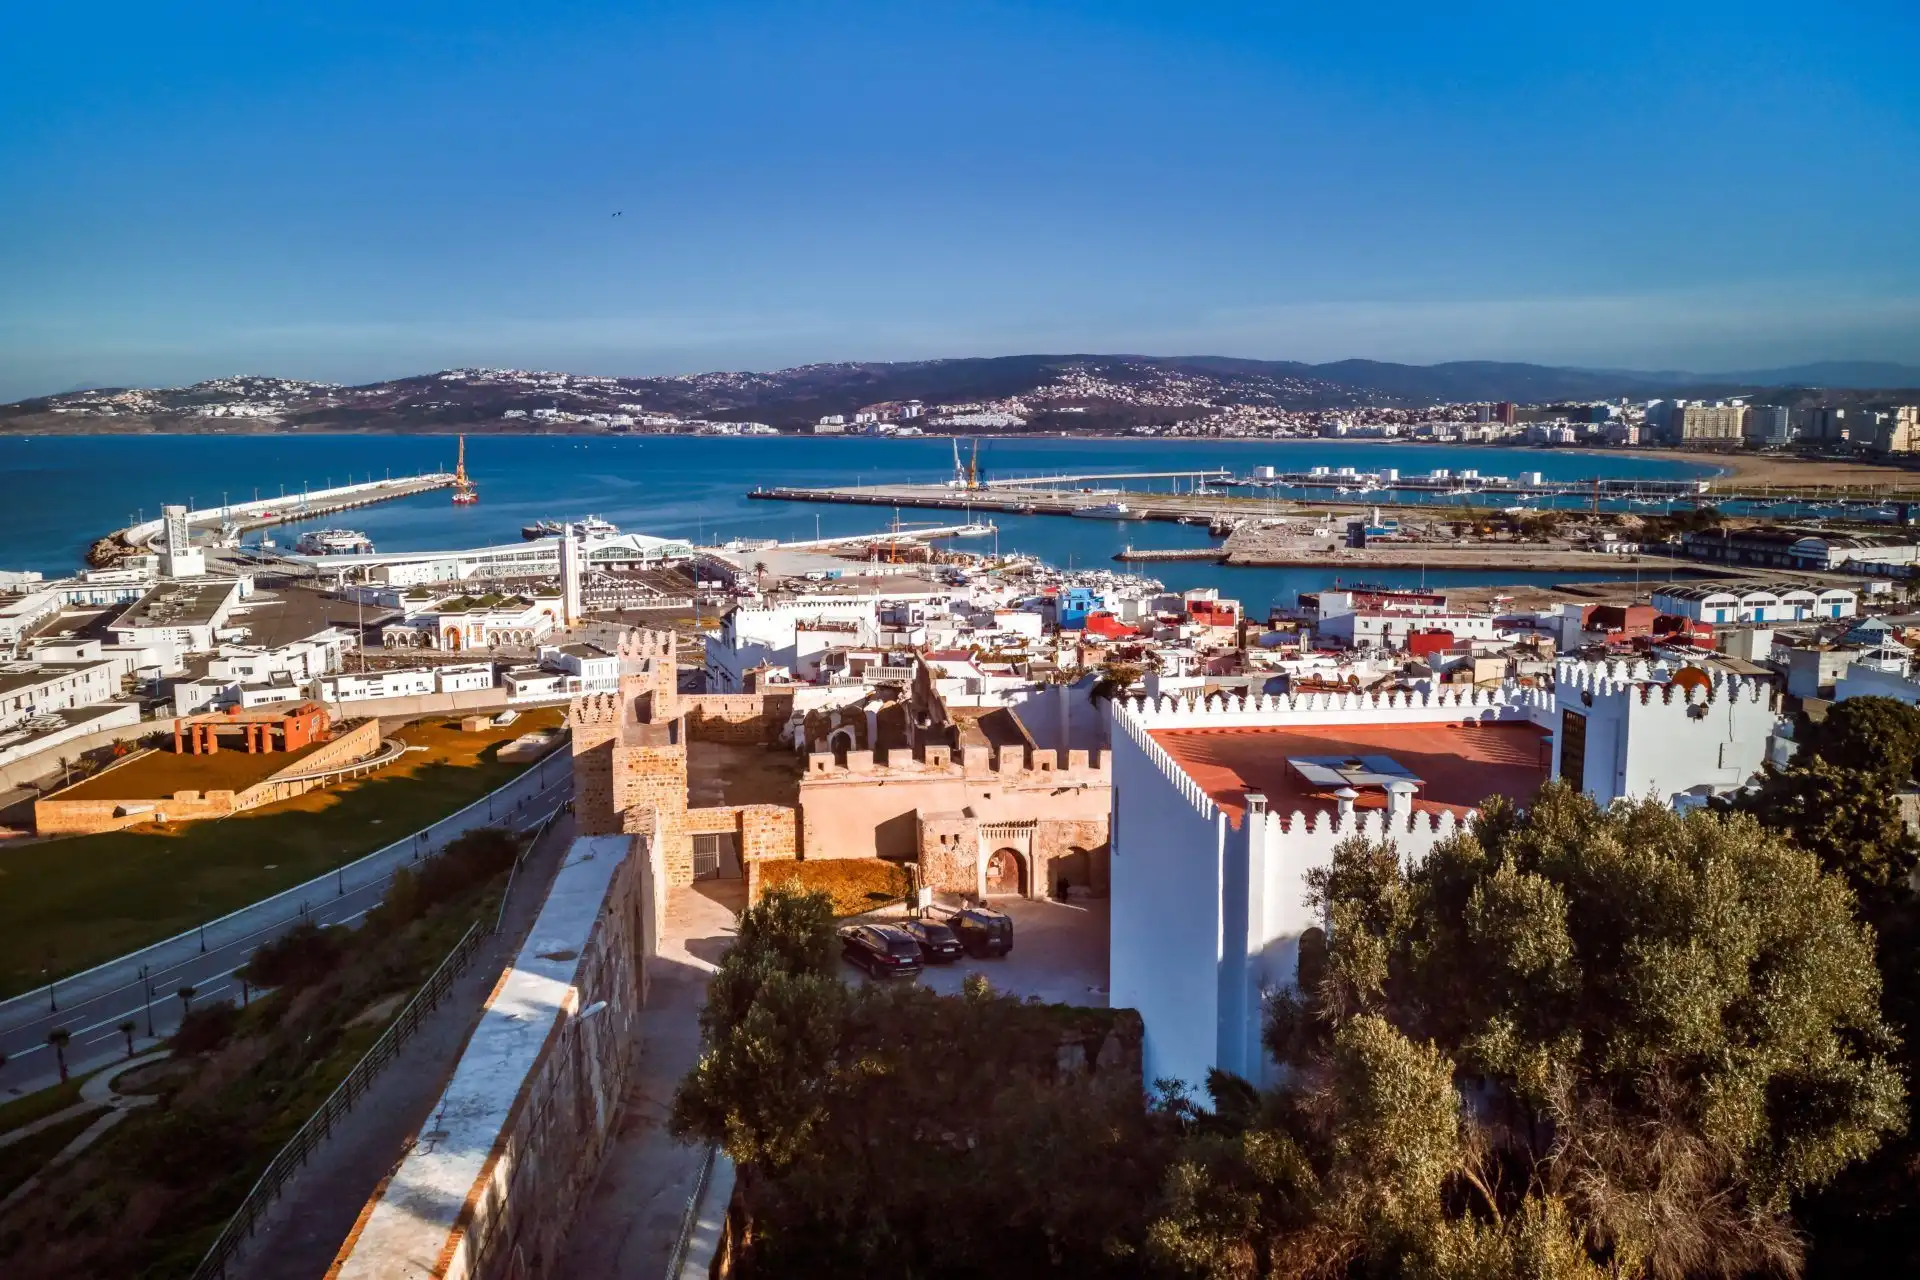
xmin=985 ymin=847 xmax=1026 ymax=896
xmin=444 ymin=629 xmax=462 ymax=651
xmin=1052 ymin=846 xmax=1091 ymax=898
xmin=828 ymin=726 xmax=856 ymax=766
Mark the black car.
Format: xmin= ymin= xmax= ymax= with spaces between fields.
xmin=946 ymin=905 xmax=1014 ymax=958
xmin=838 ymin=923 xmax=925 ymax=978
xmin=897 ymin=918 xmax=965 ymax=963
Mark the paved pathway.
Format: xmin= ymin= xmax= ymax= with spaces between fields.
xmin=212 ymin=810 xmax=579 ymax=1280
xmin=0 ymin=1049 xmax=170 ymax=1213
xmin=558 ymin=880 xmax=744 ymax=1278
xmin=0 ymin=762 xmax=570 ymax=1097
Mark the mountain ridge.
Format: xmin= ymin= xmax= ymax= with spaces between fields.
xmin=3 ymin=355 xmax=1915 ymax=435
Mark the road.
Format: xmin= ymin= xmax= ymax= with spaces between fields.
xmin=0 ymin=768 xmax=573 ymax=1098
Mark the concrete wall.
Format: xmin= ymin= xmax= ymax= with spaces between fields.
xmin=329 ymin=834 xmax=652 ymax=1280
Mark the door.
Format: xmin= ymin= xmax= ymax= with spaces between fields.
xmin=985 ymin=848 xmax=1025 ymax=896
xmin=692 ymin=832 xmax=741 ymax=880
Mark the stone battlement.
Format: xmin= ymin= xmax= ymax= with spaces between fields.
xmin=804 ymin=741 xmax=1107 ymax=785
xmin=615 ymin=627 xmax=675 ymax=661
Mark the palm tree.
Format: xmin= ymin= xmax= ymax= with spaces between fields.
xmin=751 ymin=560 xmax=769 ymax=589
xmin=177 ymin=984 xmax=196 ymax=1017
xmin=118 ymin=1019 xmax=138 ymax=1058
xmin=47 ymin=1027 xmax=71 ymax=1082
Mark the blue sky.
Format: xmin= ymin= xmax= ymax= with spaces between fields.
xmin=2 ymin=1 xmax=1916 ymax=399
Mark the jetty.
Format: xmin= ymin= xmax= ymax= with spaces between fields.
xmin=93 ymin=474 xmax=455 ymax=565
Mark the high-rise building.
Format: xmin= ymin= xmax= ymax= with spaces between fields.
xmin=1805 ymin=407 xmax=1849 ymax=441
xmin=1474 ymin=404 xmax=1492 ymax=423
xmin=1677 ymin=403 xmax=1747 ymax=443
xmin=1492 ymin=401 xmax=1518 ymax=426
xmin=1868 ymin=406 xmax=1919 ymax=454
xmin=1746 ymin=405 xmax=1794 ymax=445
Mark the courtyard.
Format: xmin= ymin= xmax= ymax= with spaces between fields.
xmin=849 ymin=895 xmax=1110 ymax=1007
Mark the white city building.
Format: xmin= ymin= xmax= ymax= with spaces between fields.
xmin=1107 ymin=658 xmax=1783 ymax=1091
xmin=1651 ymin=582 xmax=1856 ymax=624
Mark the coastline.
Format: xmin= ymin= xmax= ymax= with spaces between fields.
xmin=3 ymin=423 xmax=1913 ymax=490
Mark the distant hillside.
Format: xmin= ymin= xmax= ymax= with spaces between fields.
xmin=2 ymin=355 xmax=1914 ymax=435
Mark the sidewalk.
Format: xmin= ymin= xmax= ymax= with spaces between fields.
xmin=557 ymin=880 xmax=743 ymax=1277
xmin=211 ymin=811 xmax=578 ymax=1280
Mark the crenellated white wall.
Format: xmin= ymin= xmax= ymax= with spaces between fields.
xmin=1550 ymin=657 xmax=1780 ymax=805
xmin=1109 ymin=701 xmax=1226 ymax=1090
xmin=1108 ymin=687 xmax=1530 ymax=1090
xmin=1121 ymin=683 xmax=1554 ymax=731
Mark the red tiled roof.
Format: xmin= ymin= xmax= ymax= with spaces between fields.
xmin=1149 ymin=721 xmax=1551 ymax=827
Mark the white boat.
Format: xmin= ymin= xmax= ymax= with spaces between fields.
xmin=522 ymin=514 xmax=621 ymax=540
xmin=295 ymin=528 xmax=375 ymax=555
xmin=1074 ymin=502 xmax=1132 ymax=519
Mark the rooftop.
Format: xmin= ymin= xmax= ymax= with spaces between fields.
xmin=1149 ymin=720 xmax=1552 ymax=825
xmin=110 ymin=579 xmax=241 ymax=632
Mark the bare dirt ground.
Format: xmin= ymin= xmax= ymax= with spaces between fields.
xmin=1610 ymin=447 xmax=1920 ymax=489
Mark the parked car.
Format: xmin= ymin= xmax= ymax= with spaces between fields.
xmin=946 ymin=905 xmax=1014 ymax=958
xmin=897 ymin=918 xmax=964 ymax=963
xmin=838 ymin=923 xmax=925 ymax=978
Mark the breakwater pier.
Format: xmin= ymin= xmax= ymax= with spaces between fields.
xmin=94 ymin=474 xmax=456 ymax=564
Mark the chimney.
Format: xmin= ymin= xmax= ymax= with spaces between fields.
xmin=1384 ymin=779 xmax=1417 ymax=827
xmin=1333 ymin=786 xmax=1359 ymax=822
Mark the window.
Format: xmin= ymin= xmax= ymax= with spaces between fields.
xmin=1559 ymin=707 xmax=1588 ymax=787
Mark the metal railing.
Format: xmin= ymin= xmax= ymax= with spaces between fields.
xmin=664 ymin=1144 xmax=719 ymax=1279
xmin=192 ymin=920 xmax=488 ymax=1280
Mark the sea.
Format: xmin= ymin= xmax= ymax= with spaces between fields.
xmin=0 ymin=433 xmax=1719 ymax=616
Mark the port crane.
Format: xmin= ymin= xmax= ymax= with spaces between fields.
xmin=451 ymin=435 xmax=478 ymax=505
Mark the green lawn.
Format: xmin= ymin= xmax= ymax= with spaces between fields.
xmin=0 ymin=1071 xmax=93 ymax=1137
xmin=0 ymin=1109 xmax=102 ymax=1200
xmin=0 ymin=712 xmax=563 ymax=998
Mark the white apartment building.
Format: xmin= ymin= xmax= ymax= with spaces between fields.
xmin=706 ymin=600 xmax=884 ymax=690
xmin=0 ymin=656 xmax=125 ymax=730
xmin=172 ymin=628 xmax=354 ymax=716
xmin=538 ymin=642 xmax=620 ymax=695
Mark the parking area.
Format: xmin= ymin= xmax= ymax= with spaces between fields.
xmin=845 ymin=895 xmax=1109 ymax=1006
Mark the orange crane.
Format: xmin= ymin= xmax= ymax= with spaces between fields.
xmin=452 ymin=435 xmax=478 ymax=505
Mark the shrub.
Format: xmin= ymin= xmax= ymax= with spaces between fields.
xmin=172 ymin=1001 xmax=241 ymax=1055
xmin=238 ymin=922 xmax=347 ymax=991
xmin=370 ymin=826 xmax=520 ymax=929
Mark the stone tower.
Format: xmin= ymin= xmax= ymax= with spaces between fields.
xmin=569 ymin=628 xmax=690 ymax=880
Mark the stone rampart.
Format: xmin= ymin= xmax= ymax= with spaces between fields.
xmin=327 ymin=834 xmax=651 ymax=1280
xmin=684 ymin=692 xmax=795 ymax=743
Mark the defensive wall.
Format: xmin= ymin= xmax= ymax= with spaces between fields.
xmin=33 ymin=717 xmax=385 ymax=835
xmin=682 ymin=691 xmax=796 ymax=743
xmin=798 ymin=743 xmax=1111 ymax=896
xmin=327 ymin=833 xmax=654 ymax=1280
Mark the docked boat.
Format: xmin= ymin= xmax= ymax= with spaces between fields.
xmin=295 ymin=529 xmax=375 ymax=555
xmin=521 ymin=514 xmax=621 ymax=540
xmin=1073 ymin=502 xmax=1133 ymax=519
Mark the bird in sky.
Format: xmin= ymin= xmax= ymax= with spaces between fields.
xmin=612 ymin=211 xmax=622 ymax=217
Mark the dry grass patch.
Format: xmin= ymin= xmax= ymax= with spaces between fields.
xmin=755 ymin=858 xmax=910 ymax=917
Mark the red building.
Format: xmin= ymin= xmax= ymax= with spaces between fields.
xmin=174 ymin=702 xmax=332 ymax=755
